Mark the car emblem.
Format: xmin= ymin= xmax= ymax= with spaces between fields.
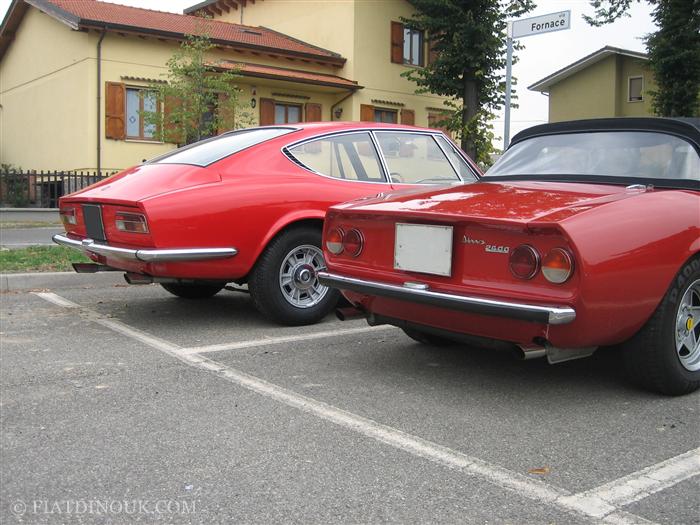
xmin=462 ymin=235 xmax=485 ymax=245
xmin=485 ymin=245 xmax=510 ymax=254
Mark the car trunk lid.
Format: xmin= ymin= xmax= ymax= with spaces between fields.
xmin=61 ymin=164 xmax=222 ymax=206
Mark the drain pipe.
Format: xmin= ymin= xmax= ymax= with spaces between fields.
xmin=96 ymin=29 xmax=106 ymax=177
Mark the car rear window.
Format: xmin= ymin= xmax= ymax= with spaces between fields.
xmin=149 ymin=127 xmax=295 ymax=167
xmin=487 ymin=131 xmax=700 ymax=181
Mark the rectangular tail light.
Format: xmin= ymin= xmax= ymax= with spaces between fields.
xmin=115 ymin=212 xmax=149 ymax=234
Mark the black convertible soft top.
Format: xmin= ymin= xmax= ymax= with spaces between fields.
xmin=511 ymin=117 xmax=700 ymax=151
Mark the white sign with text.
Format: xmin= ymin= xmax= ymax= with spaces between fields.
xmin=510 ymin=10 xmax=571 ymax=39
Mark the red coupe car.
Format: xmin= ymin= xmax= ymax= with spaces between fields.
xmin=319 ymin=118 xmax=700 ymax=395
xmin=53 ymin=122 xmax=479 ymax=325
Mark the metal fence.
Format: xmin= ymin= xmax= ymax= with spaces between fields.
xmin=0 ymin=170 xmax=114 ymax=208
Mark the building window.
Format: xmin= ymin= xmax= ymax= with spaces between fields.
xmin=274 ymin=103 xmax=302 ymax=124
xmin=374 ymin=108 xmax=398 ymax=123
xmin=628 ymin=76 xmax=644 ymax=102
xmin=126 ymin=87 xmax=157 ymax=140
xmin=403 ymin=27 xmax=424 ymax=66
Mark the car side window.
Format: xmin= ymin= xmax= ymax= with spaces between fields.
xmin=434 ymin=135 xmax=477 ymax=181
xmin=375 ymin=132 xmax=461 ymax=184
xmin=287 ymin=132 xmax=386 ymax=182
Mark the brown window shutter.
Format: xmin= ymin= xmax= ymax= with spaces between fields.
xmin=427 ymin=36 xmax=439 ymax=66
xmin=360 ymin=104 xmax=375 ymax=122
xmin=259 ymin=98 xmax=275 ymax=125
xmin=163 ymin=95 xmax=185 ymax=145
xmin=304 ymin=103 xmax=322 ymax=122
xmin=217 ymin=93 xmax=235 ymax=134
xmin=400 ymin=109 xmax=415 ymax=126
xmin=390 ymin=21 xmax=404 ymax=64
xmin=105 ymin=82 xmax=125 ymax=140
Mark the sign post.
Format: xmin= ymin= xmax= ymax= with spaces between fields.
xmin=503 ymin=10 xmax=571 ymax=150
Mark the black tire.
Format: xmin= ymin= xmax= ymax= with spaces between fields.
xmin=248 ymin=226 xmax=340 ymax=326
xmin=623 ymin=256 xmax=700 ymax=395
xmin=402 ymin=327 xmax=454 ymax=346
xmin=161 ymin=282 xmax=225 ymax=299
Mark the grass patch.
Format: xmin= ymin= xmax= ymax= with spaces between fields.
xmin=0 ymin=246 xmax=91 ymax=273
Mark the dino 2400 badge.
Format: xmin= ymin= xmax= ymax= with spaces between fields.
xmin=462 ymin=236 xmax=509 ymax=254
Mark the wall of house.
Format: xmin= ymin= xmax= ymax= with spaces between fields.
xmin=211 ymin=0 xmax=451 ymax=127
xmin=548 ymin=55 xmax=619 ymax=122
xmin=350 ymin=0 xmax=447 ymax=125
xmin=212 ymin=0 xmax=356 ymax=79
xmin=617 ymin=56 xmax=656 ymax=117
xmin=0 ymin=8 xmax=95 ymax=171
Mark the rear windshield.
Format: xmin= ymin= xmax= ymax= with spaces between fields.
xmin=487 ymin=131 xmax=699 ymax=181
xmin=149 ymin=127 xmax=295 ymax=167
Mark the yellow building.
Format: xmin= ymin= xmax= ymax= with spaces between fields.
xmin=0 ymin=0 xmax=450 ymax=173
xmin=529 ymin=46 xmax=658 ymax=122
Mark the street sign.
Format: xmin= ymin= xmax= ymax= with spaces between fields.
xmin=503 ymin=10 xmax=571 ymax=150
xmin=511 ymin=10 xmax=571 ymax=39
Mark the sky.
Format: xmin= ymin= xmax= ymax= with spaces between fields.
xmin=0 ymin=0 xmax=656 ymax=150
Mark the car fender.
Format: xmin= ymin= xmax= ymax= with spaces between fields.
xmin=251 ymin=209 xmax=327 ymax=264
xmin=555 ymin=190 xmax=700 ymax=344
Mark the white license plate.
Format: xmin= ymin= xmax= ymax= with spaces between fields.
xmin=394 ymin=223 xmax=453 ymax=277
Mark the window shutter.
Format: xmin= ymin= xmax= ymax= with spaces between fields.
xmin=360 ymin=104 xmax=375 ymax=122
xmin=163 ymin=95 xmax=185 ymax=145
xmin=217 ymin=93 xmax=235 ymax=134
xmin=390 ymin=21 xmax=404 ymax=64
xmin=305 ymin=103 xmax=322 ymax=122
xmin=400 ymin=109 xmax=415 ymax=126
xmin=105 ymin=82 xmax=125 ymax=140
xmin=259 ymin=98 xmax=275 ymax=125
xmin=427 ymin=36 xmax=439 ymax=66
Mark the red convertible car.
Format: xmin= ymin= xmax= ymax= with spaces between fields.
xmin=53 ymin=122 xmax=479 ymax=325
xmin=319 ymin=118 xmax=700 ymax=395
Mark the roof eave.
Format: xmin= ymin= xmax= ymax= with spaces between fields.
xmin=235 ymin=70 xmax=363 ymax=90
xmin=77 ymin=20 xmax=346 ymax=66
xmin=528 ymin=46 xmax=649 ymax=92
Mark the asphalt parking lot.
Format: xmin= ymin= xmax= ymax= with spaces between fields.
xmin=1 ymin=274 xmax=698 ymax=524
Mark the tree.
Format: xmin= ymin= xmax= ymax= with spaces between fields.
xmin=145 ymin=30 xmax=252 ymax=145
xmin=401 ymin=0 xmax=536 ymax=162
xmin=585 ymin=0 xmax=700 ymax=117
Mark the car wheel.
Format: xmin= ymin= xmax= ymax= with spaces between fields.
xmin=249 ymin=226 xmax=339 ymax=326
xmin=160 ymin=282 xmax=225 ymax=299
xmin=624 ymin=256 xmax=700 ymax=395
xmin=402 ymin=327 xmax=454 ymax=346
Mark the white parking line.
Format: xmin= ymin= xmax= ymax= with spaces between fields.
xmin=560 ymin=448 xmax=700 ymax=517
xmin=180 ymin=325 xmax=396 ymax=355
xmin=33 ymin=292 xmax=80 ymax=309
xmin=36 ymin=292 xmax=699 ymax=524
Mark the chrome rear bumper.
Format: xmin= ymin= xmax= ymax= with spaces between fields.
xmin=53 ymin=234 xmax=238 ymax=263
xmin=318 ymin=271 xmax=576 ymax=325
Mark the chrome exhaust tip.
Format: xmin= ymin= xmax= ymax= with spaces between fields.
xmin=516 ymin=344 xmax=547 ymax=360
xmin=123 ymin=272 xmax=154 ymax=285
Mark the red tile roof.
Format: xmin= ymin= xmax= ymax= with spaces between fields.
xmin=32 ymin=0 xmax=345 ymax=64
xmin=216 ymin=61 xmax=362 ymax=90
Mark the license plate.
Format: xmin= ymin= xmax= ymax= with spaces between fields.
xmin=82 ymin=204 xmax=106 ymax=242
xmin=394 ymin=223 xmax=453 ymax=277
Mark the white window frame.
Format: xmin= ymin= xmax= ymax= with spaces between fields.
xmin=628 ymin=76 xmax=644 ymax=103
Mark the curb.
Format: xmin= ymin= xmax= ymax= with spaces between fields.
xmin=1 ymin=271 xmax=127 ymax=292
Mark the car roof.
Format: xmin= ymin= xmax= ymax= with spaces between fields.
xmin=511 ymin=117 xmax=700 ymax=150
xmin=271 ymin=121 xmax=441 ymax=134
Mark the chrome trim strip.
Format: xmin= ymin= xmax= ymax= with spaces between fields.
xmin=53 ymin=234 xmax=238 ymax=262
xmin=318 ymin=271 xmax=576 ymax=325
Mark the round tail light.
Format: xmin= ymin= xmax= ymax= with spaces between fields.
xmin=542 ymin=248 xmax=574 ymax=284
xmin=509 ymin=245 xmax=540 ymax=280
xmin=343 ymin=228 xmax=364 ymax=257
xmin=325 ymin=227 xmax=345 ymax=255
